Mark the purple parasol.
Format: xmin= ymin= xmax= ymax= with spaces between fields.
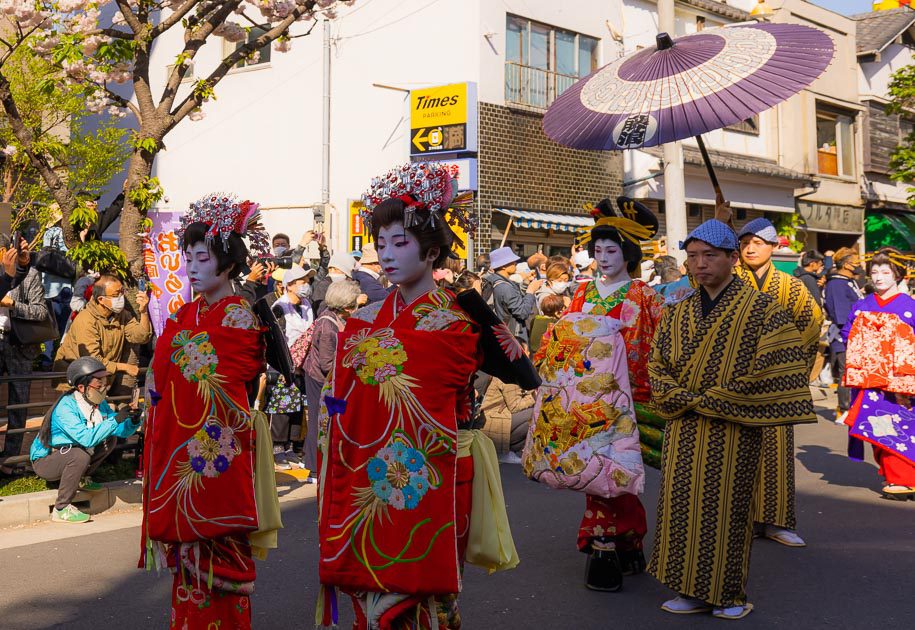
xmin=543 ymin=24 xmax=835 ymax=152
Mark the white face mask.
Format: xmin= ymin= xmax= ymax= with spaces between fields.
xmin=551 ymin=281 xmax=570 ymax=294
xmin=107 ymin=295 xmax=125 ymax=314
xmin=328 ymin=272 xmax=346 ymax=283
xmin=273 ymin=246 xmax=288 ymax=257
xmin=296 ymin=284 xmax=312 ymax=300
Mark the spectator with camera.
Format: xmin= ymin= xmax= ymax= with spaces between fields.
xmin=54 ymin=273 xmax=151 ymax=396
xmin=30 ymin=357 xmax=142 ymax=523
xmin=1 ymin=233 xmax=50 ymax=462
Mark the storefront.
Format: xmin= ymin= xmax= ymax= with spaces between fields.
xmin=797 ymin=201 xmax=864 ymax=252
xmin=489 ymin=208 xmax=592 ymax=258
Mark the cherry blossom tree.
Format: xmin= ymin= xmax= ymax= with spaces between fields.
xmin=0 ymin=0 xmax=354 ymax=277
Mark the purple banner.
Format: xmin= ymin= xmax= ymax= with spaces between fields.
xmin=141 ymin=211 xmax=191 ymax=337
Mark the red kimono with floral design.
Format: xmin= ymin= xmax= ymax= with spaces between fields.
xmin=142 ymin=295 xmax=264 ymax=630
xmin=318 ymin=289 xmax=480 ymax=629
xmin=562 ymin=279 xmax=663 ymax=552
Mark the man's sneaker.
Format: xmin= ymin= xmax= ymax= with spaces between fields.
xmin=79 ymin=478 xmax=103 ymax=492
xmin=51 ymin=504 xmax=90 ymax=524
xmin=285 ymin=450 xmax=306 ymax=469
xmin=274 ymin=452 xmax=292 ymax=471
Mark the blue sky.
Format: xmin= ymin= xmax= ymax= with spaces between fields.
xmin=808 ymin=1 xmax=881 ymax=15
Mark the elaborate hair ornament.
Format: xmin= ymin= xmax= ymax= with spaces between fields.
xmin=576 ymin=201 xmax=654 ymax=248
xmin=179 ymin=192 xmax=270 ymax=257
xmin=361 ymin=162 xmax=475 ymax=237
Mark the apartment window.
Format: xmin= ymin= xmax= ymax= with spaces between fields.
xmin=816 ymin=107 xmax=855 ymax=178
xmin=505 ymin=15 xmax=599 ymax=108
xmin=227 ymin=25 xmax=272 ymax=69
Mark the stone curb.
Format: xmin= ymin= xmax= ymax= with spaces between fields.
xmin=0 ymin=479 xmax=142 ymax=529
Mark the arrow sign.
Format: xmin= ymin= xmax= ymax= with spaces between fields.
xmin=411 ymin=127 xmax=443 ymax=152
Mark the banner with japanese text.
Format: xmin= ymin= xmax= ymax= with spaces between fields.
xmin=141 ymin=211 xmax=190 ymax=337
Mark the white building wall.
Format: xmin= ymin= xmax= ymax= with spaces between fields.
xmin=859 ymin=43 xmax=915 ymax=99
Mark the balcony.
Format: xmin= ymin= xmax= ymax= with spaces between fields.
xmin=504 ymin=62 xmax=579 ymax=110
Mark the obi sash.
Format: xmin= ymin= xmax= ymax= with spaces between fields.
xmin=319 ymin=290 xmax=480 ymax=595
xmin=522 ymin=312 xmax=645 ymax=498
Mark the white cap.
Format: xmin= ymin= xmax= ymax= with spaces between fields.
xmin=328 ymin=252 xmax=357 ymax=277
xmin=573 ymin=250 xmax=594 ymax=271
xmin=283 ymin=264 xmax=315 ymax=286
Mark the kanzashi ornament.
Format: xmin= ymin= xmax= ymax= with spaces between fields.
xmin=180 ymin=192 xmax=270 ymax=258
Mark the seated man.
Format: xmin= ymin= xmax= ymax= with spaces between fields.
xmin=30 ymin=357 xmax=142 ymax=524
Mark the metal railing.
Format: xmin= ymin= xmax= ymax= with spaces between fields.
xmin=0 ymin=370 xmax=145 ymax=468
xmin=504 ymin=62 xmax=579 ymax=110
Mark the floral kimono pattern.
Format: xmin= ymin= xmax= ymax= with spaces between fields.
xmin=542 ymin=279 xmax=663 ymax=553
xmin=522 ymin=313 xmax=644 ymax=498
xmin=843 ymin=293 xmax=915 ymax=476
xmin=318 ymin=289 xmax=480 ymax=628
xmin=142 ymin=295 xmax=265 ymax=630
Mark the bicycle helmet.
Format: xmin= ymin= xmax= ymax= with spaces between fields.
xmin=66 ymin=356 xmax=108 ymax=388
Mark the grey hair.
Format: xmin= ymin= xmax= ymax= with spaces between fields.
xmin=324 ymin=279 xmax=361 ymax=311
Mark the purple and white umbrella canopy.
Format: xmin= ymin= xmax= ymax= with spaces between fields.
xmin=543 ymin=24 xmax=835 ymax=151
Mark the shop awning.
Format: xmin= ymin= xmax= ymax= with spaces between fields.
xmin=494 ymin=208 xmax=592 ymax=232
xmin=865 ymin=211 xmax=915 ymax=252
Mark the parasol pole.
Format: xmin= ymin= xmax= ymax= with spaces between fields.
xmin=500 ymin=216 xmax=514 ymax=248
xmin=694 ymin=134 xmax=722 ymax=198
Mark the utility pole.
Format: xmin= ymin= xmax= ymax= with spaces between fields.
xmin=658 ymin=0 xmax=687 ymax=261
xmin=319 ymin=19 xmax=331 ymax=236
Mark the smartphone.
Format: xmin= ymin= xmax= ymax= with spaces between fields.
xmin=131 ymin=386 xmax=140 ymax=408
xmin=12 ymin=230 xmax=21 ymax=253
xmin=137 ymin=278 xmax=148 ymax=292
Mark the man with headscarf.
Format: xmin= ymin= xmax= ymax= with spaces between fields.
xmin=648 ymin=220 xmax=816 ymax=620
xmin=734 ymin=218 xmax=823 ymax=549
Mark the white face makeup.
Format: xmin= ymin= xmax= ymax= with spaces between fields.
xmin=376 ymin=222 xmax=433 ymax=287
xmin=184 ymin=241 xmax=227 ymax=296
xmin=593 ymin=238 xmax=627 ymax=280
xmin=870 ymin=264 xmax=898 ymax=293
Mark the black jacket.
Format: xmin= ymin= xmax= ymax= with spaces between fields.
xmin=792 ymin=266 xmax=823 ymax=306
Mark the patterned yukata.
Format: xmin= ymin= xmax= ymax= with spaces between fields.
xmin=318 ymin=289 xmax=490 ymax=630
xmin=842 ymin=292 xmax=915 ymax=486
xmin=141 ymin=296 xmax=265 ymax=629
xmin=736 ymin=264 xmax=823 ymax=530
xmin=564 ymin=279 xmax=663 ymax=554
xmin=647 ymin=278 xmax=816 ymax=607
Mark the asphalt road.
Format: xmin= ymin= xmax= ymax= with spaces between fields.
xmin=1 ymin=393 xmax=913 ymax=629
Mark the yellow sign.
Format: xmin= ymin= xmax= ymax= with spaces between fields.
xmin=451 ymin=222 xmax=468 ymax=261
xmin=410 ymin=83 xmax=468 ymax=128
xmin=348 ymin=199 xmax=365 ymax=251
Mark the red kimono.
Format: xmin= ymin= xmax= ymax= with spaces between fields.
xmin=318 ymin=289 xmax=480 ymax=629
xmin=142 ymin=295 xmax=265 ymax=629
xmin=562 ymin=279 xmax=663 ymax=553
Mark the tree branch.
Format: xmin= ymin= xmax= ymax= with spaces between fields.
xmin=152 ymin=0 xmax=216 ymax=38
xmin=168 ymin=2 xmax=318 ymax=125
xmin=101 ymin=86 xmax=143 ymax=122
xmin=113 ymin=0 xmax=144 ymax=35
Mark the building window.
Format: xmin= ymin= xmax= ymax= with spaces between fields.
xmin=505 ymin=15 xmax=599 ymax=109
xmin=226 ymin=25 xmax=272 ymax=69
xmin=816 ymin=107 xmax=855 ymax=178
xmin=725 ymin=115 xmax=759 ymax=135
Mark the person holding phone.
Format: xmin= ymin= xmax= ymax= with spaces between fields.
xmin=1 ymin=233 xmax=48 ymax=465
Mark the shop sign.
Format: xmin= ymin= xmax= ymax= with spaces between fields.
xmin=797 ymin=201 xmax=864 ymax=233
xmin=141 ymin=211 xmax=191 ymax=336
xmin=414 ymin=158 xmax=478 ymax=192
xmin=409 ymin=82 xmax=478 ymax=155
xmin=348 ymin=199 xmax=365 ymax=251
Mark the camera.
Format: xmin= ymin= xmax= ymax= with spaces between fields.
xmin=259 ymin=255 xmax=294 ymax=269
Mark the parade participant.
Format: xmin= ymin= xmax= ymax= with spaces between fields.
xmin=735 ymin=218 xmax=824 ymax=547
xmin=841 ymin=248 xmax=915 ymax=499
xmin=317 ymin=163 xmax=519 ymax=629
xmin=648 ymin=220 xmax=816 ymax=620
xmin=524 ymin=197 xmax=663 ymax=592
xmin=141 ymin=193 xmax=279 ymax=630
xmin=31 ymin=357 xmax=142 ymax=523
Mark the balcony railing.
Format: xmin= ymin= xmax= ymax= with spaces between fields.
xmin=505 ymin=62 xmax=579 ymax=110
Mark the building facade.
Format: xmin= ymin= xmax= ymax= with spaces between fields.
xmin=135 ymin=1 xmax=626 ymax=263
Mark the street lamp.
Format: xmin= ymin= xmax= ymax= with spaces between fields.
xmin=750 ymin=1 xmax=776 ymax=18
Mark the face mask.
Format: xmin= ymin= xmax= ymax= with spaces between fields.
xmin=107 ymin=295 xmax=125 ymax=314
xmin=851 ymin=265 xmax=864 ymax=276
xmin=329 ymin=272 xmax=346 ymax=283
xmin=296 ymin=284 xmax=312 ymax=300
xmin=83 ymin=385 xmax=107 ymax=406
xmin=551 ymin=281 xmax=570 ymax=294
xmin=273 ymin=246 xmax=288 ymax=257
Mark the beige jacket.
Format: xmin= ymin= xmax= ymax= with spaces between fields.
xmin=480 ymin=377 xmax=536 ymax=452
